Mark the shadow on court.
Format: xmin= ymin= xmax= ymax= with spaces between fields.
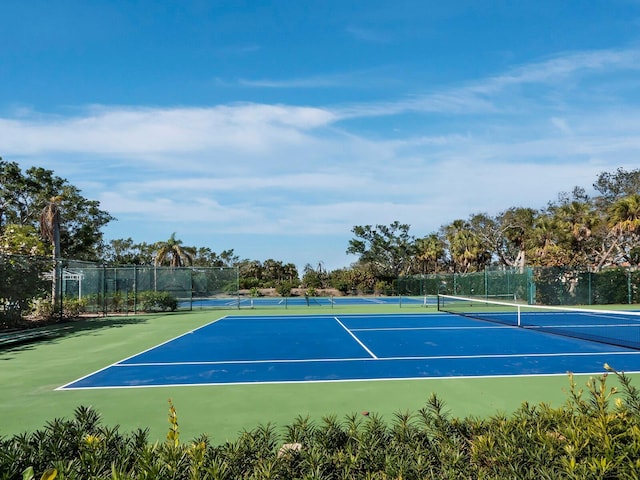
xmin=0 ymin=314 xmax=158 ymax=356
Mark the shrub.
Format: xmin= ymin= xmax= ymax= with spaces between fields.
xmin=3 ymin=368 xmax=640 ymax=479
xmin=248 ymin=287 xmax=262 ymax=297
xmin=25 ymin=296 xmax=87 ymax=321
xmin=62 ymin=297 xmax=87 ymax=317
xmin=0 ymin=254 xmax=50 ymax=326
xmin=275 ymin=281 xmax=294 ymax=297
xmin=28 ymin=297 xmax=55 ymax=319
xmin=137 ymin=291 xmax=178 ymax=312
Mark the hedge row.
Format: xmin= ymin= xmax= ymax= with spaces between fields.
xmin=3 ymin=366 xmax=640 ymax=480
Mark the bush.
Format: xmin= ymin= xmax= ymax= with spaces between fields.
xmin=3 ymin=367 xmax=640 ymax=479
xmin=0 ymin=254 xmax=51 ymax=326
xmin=30 ymin=296 xmax=91 ymax=319
xmin=248 ymin=287 xmax=262 ymax=297
xmin=63 ymin=297 xmax=87 ymax=317
xmin=28 ymin=297 xmax=56 ymax=319
xmin=137 ymin=291 xmax=178 ymax=312
xmin=275 ymin=281 xmax=294 ymax=297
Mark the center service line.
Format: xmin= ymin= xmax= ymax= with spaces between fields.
xmin=334 ymin=317 xmax=378 ymax=359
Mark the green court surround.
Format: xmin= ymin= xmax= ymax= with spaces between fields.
xmin=1 ymin=306 xmax=635 ymax=443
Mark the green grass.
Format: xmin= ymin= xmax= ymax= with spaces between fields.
xmin=1 ymin=305 xmax=634 ymax=444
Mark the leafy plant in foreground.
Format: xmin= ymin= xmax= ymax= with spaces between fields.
xmin=3 ymin=369 xmax=640 ymax=479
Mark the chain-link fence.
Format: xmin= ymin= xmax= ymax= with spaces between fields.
xmin=1 ymin=254 xmax=239 ymax=325
xmin=62 ymin=264 xmax=240 ymax=314
xmin=3 ymin=252 xmax=638 ymax=326
xmin=397 ymin=267 xmax=534 ymax=303
xmin=398 ymin=265 xmax=640 ymax=306
xmin=532 ymin=266 xmax=640 ymax=305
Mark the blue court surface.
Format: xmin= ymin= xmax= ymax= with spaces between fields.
xmin=59 ymin=312 xmax=640 ymax=390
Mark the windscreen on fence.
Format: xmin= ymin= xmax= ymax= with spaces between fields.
xmin=399 ymin=266 xmax=640 ymax=306
xmin=397 ymin=268 xmax=533 ymax=303
xmin=61 ymin=265 xmax=239 ymax=313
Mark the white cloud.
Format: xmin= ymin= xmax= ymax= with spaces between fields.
xmin=0 ymin=104 xmax=336 ymax=160
xmin=2 ymin=46 xmax=639 ymax=268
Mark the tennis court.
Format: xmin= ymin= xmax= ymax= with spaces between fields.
xmin=60 ymin=307 xmax=640 ymax=390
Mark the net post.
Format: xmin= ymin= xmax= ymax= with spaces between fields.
xmin=517 ymin=304 xmax=521 ymax=327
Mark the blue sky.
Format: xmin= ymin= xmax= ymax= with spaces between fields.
xmin=1 ymin=1 xmax=640 ymax=271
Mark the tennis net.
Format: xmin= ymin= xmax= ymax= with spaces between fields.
xmin=437 ymin=294 xmax=640 ymax=350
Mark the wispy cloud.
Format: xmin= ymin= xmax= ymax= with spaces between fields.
xmin=238 ymin=75 xmax=352 ymax=89
xmin=483 ymin=48 xmax=640 ymax=90
xmin=236 ymin=67 xmax=403 ymax=90
xmin=1 ymin=46 xmax=638 ymax=266
xmin=334 ymin=46 xmax=640 ymax=120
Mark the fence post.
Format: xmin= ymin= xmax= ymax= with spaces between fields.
xmin=101 ymin=264 xmax=106 ymax=316
xmin=133 ymin=265 xmax=138 ymax=314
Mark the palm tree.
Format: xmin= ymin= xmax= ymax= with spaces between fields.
xmin=39 ymin=196 xmax=62 ymax=305
xmin=414 ymin=234 xmax=445 ymax=274
xmin=154 ymin=233 xmax=195 ymax=267
xmin=443 ymin=219 xmax=490 ymax=273
xmin=602 ymin=194 xmax=640 ymax=266
xmin=608 ymin=194 xmax=640 ymax=236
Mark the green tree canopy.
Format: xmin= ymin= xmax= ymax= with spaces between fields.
xmin=101 ymin=238 xmax=156 ymax=265
xmin=0 ymin=158 xmax=114 ymax=260
xmin=347 ymin=221 xmax=416 ymax=279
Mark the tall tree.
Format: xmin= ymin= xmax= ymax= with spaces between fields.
xmin=302 ymin=263 xmax=324 ymax=289
xmin=528 ymin=214 xmax=572 ymax=267
xmin=497 ymin=207 xmax=538 ymax=270
xmin=39 ymin=196 xmax=62 ymax=305
xmin=0 ymin=159 xmax=114 ymax=260
xmin=154 ymin=233 xmax=195 ymax=267
xmin=192 ymin=247 xmax=238 ymax=267
xmin=547 ymin=188 xmax=600 ymax=267
xmin=347 ymin=221 xmax=416 ymax=280
xmin=414 ymin=233 xmax=446 ymax=274
xmin=101 ymin=238 xmax=156 ymax=265
xmin=603 ymin=194 xmax=640 ymax=266
xmin=593 ymin=167 xmax=640 ymax=206
xmin=442 ymin=219 xmax=491 ymax=273
xmin=39 ymin=197 xmax=62 ymax=260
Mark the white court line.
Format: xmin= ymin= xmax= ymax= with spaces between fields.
xmin=59 ymin=368 xmax=640 ymax=391
xmin=352 ymin=325 xmax=513 ymax=332
xmin=334 ymin=317 xmax=378 ymax=359
xmin=56 ymin=313 xmax=233 ymax=390
xmin=526 ymin=323 xmax=640 ymax=329
xmin=58 ymin=312 xmax=640 ymax=391
xmin=116 ymin=349 xmax=640 ymax=367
